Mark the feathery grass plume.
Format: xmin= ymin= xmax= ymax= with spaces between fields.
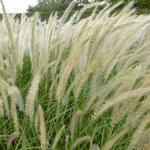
xmin=76 ymin=38 xmax=90 ymax=72
xmin=120 ymin=51 xmax=150 ymax=73
xmin=139 ymin=24 xmax=150 ymax=44
xmin=65 ymin=57 xmax=99 ymax=100
xmin=38 ymin=104 xmax=47 ymax=150
xmin=138 ymin=144 xmax=150 ymax=150
xmin=0 ymin=0 xmax=17 ymax=79
xmin=102 ymin=128 xmax=129 ymax=150
xmin=45 ymin=16 xmax=57 ymax=74
xmin=0 ymin=87 xmax=9 ymax=116
xmin=71 ymin=136 xmax=91 ymax=150
xmin=75 ymin=2 xmax=100 ymax=21
xmin=115 ymin=66 xmax=141 ymax=95
xmin=7 ymin=86 xmax=24 ymax=111
xmin=31 ymin=13 xmax=38 ymax=74
xmin=39 ymin=61 xmax=55 ymax=76
xmin=87 ymin=13 xmax=107 ymax=52
xmin=124 ymin=96 xmax=150 ymax=127
xmin=112 ymin=1 xmax=134 ymax=17
xmin=11 ymin=101 xmax=20 ymax=134
xmin=109 ymin=19 xmax=141 ymax=48
xmin=52 ymin=45 xmax=65 ymax=78
xmin=91 ymin=144 xmax=100 ymax=150
xmin=15 ymin=17 xmax=31 ymax=69
xmin=15 ymin=34 xmax=21 ymax=67
xmin=104 ymin=40 xmax=137 ymax=81
xmin=0 ymin=98 xmax=4 ymax=117
xmin=128 ymin=111 xmax=150 ymax=150
xmin=65 ymin=135 xmax=69 ymax=150
xmin=90 ymin=128 xmax=97 ymax=150
xmin=94 ymin=3 xmax=110 ymax=20
xmin=89 ymin=67 xmax=102 ymax=98
xmin=0 ymin=80 xmax=10 ymax=116
xmin=36 ymin=26 xmax=55 ymax=75
xmin=7 ymin=132 xmax=19 ymax=149
xmin=0 ymin=86 xmax=9 ymax=116
xmin=59 ymin=0 xmax=77 ymax=25
xmin=136 ymin=129 xmax=150 ymax=150
xmin=90 ymin=14 xmax=123 ymax=62
xmin=142 ymin=74 xmax=150 ymax=88
xmin=49 ymin=75 xmax=59 ymax=106
xmin=74 ymin=58 xmax=99 ymax=99
xmin=52 ymin=125 xmax=65 ymax=150
xmin=111 ymin=21 xmax=136 ymax=33
xmin=104 ymin=19 xmax=150 ymax=80
xmin=124 ymin=73 xmax=150 ymax=126
xmin=0 ymin=78 xmax=11 ymax=89
xmin=112 ymin=97 xmax=139 ymax=126
xmin=0 ymin=0 xmax=15 ymax=50
xmin=93 ymin=87 xmax=150 ymax=121
xmin=142 ymin=56 xmax=150 ymax=73
xmin=34 ymin=109 xmax=39 ymax=132
xmin=70 ymin=110 xmax=83 ymax=140
xmin=56 ymin=19 xmax=89 ymax=102
xmin=25 ymin=74 xmax=40 ymax=122
xmin=111 ymin=66 xmax=141 ymax=125
xmin=0 ymin=52 xmax=5 ymax=72
xmin=84 ymin=76 xmax=122 ymax=114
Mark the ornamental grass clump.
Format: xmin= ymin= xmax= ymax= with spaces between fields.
xmin=1 ymin=0 xmax=150 ymax=149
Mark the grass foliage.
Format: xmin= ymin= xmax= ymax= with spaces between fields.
xmin=0 ymin=0 xmax=150 ymax=149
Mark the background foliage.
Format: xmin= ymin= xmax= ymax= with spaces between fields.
xmin=0 ymin=0 xmax=150 ymax=21
xmin=26 ymin=0 xmax=150 ymax=21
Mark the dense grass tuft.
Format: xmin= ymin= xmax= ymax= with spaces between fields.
xmin=0 ymin=0 xmax=150 ymax=149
